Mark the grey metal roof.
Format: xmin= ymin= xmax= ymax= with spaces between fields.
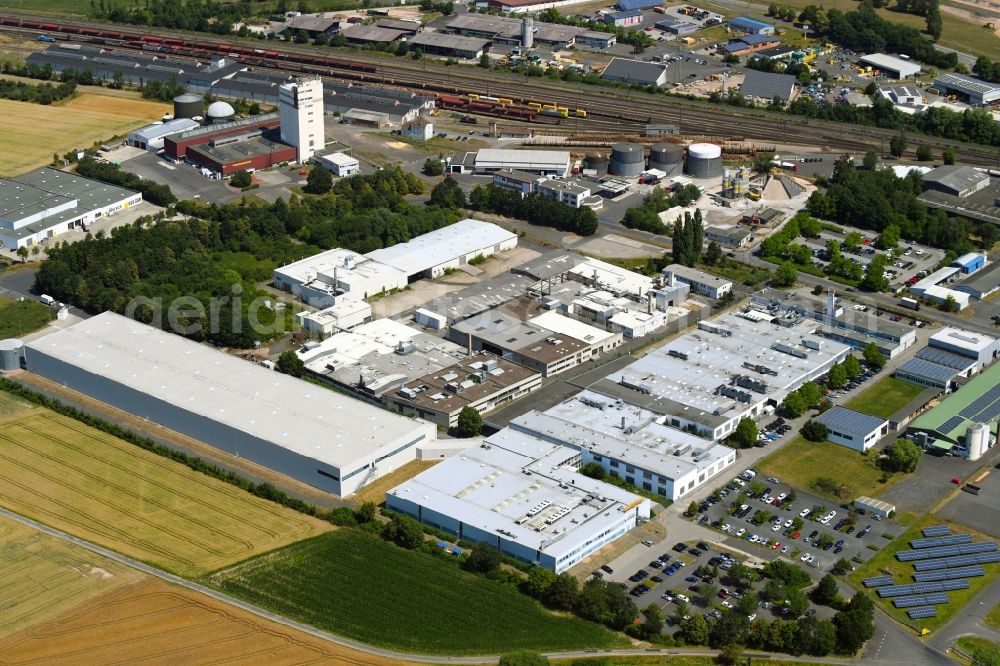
xmin=915 ymin=346 xmax=977 ymax=370
xmin=922 ymin=165 xmax=989 ymax=193
xmin=740 ymin=69 xmax=796 ymax=101
xmin=342 ymin=24 xmax=407 ymax=42
xmin=814 ymin=406 xmax=887 ymax=437
xmin=958 ymin=260 xmax=1000 ymax=293
xmin=600 ymin=58 xmax=667 ymax=86
xmin=896 ymin=358 xmax=960 ymax=384
xmin=933 ymin=72 xmax=1000 ymax=97
xmin=409 ymin=32 xmax=488 ymax=51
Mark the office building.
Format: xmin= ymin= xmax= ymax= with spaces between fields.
xmin=662 ymin=264 xmax=732 ymax=299
xmin=812 ymin=406 xmax=889 ymax=452
xmin=279 ymin=77 xmax=325 ymax=163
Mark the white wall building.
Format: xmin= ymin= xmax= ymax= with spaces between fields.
xmin=812 ymin=406 xmax=888 ymax=452
xmin=25 ymin=312 xmax=435 ymax=497
xmin=386 ymin=429 xmax=651 ymax=572
xmin=295 ymin=299 xmax=373 ymax=335
xmin=928 ymin=327 xmax=1000 ymax=369
xmin=127 ymin=118 xmax=200 ymax=152
xmin=472 ymin=149 xmax=571 ymax=177
xmin=365 ymin=219 xmax=517 ymax=279
xmin=279 ymin=76 xmax=325 ymax=163
xmin=274 ymin=248 xmax=408 ymax=308
xmin=537 ymin=178 xmax=591 ymax=208
xmin=663 ymin=264 xmax=732 ymax=299
xmin=314 ymin=151 xmax=359 ymax=177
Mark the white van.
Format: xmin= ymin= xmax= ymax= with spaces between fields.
xmin=39 ymin=294 xmax=55 ymax=306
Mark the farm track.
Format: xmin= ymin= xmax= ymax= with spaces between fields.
xmin=2 ymin=12 xmax=998 ymax=164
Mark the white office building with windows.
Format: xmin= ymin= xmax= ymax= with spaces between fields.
xmin=279 ymin=76 xmax=325 ymax=163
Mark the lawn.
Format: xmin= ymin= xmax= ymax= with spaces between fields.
xmin=756 ymin=435 xmax=903 ymax=500
xmin=0 ymin=516 xmax=144 ymax=639
xmin=0 ymin=296 xmax=52 ymax=338
xmin=206 ymin=530 xmax=626 ymax=655
xmin=956 ymin=636 xmax=1000 ymax=665
xmin=0 ymin=92 xmax=169 ymax=177
xmin=845 ymin=376 xmax=928 ymax=419
xmin=987 ymin=600 xmax=1000 ymax=630
xmin=0 ymin=403 xmax=330 ymax=576
xmin=849 ymin=515 xmax=1000 ymax=632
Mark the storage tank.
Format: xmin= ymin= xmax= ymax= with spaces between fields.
xmin=966 ymin=422 xmax=990 ymax=461
xmin=206 ymin=100 xmax=236 ymax=124
xmin=173 ymin=93 xmax=203 ymax=120
xmin=0 ymin=338 xmax=24 ymax=372
xmin=609 ymin=142 xmax=644 ymax=178
xmin=649 ymin=143 xmax=684 ymax=172
xmin=584 ymin=152 xmax=609 ymax=175
xmin=521 ymin=17 xmax=534 ymax=49
xmin=686 ymin=142 xmax=723 ymax=178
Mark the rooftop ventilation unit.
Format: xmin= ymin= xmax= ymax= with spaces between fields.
xmin=620 ymin=377 xmax=652 ymax=394
xmin=733 ymin=375 xmax=768 ymax=394
xmin=772 ymin=342 xmax=807 ymax=359
xmin=581 ymin=396 xmax=608 ymax=410
xmin=668 ymin=349 xmax=689 ymax=360
xmin=526 ymin=500 xmax=552 ymax=517
xmin=743 ymin=361 xmax=778 ymax=376
xmin=699 ymin=321 xmax=733 ymax=337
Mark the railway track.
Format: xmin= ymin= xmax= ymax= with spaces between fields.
xmin=3 ymin=12 xmax=998 ymax=165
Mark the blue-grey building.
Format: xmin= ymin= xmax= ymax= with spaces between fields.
xmin=728 ymin=16 xmax=775 ymax=35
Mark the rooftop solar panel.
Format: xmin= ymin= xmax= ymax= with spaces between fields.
xmin=958 ymin=384 xmax=1000 ymax=419
xmin=914 ymin=566 xmax=985 ymax=582
xmin=922 ymin=525 xmax=951 ymax=537
xmin=907 ymin=606 xmax=938 ymax=619
xmin=938 ymin=415 xmax=966 ymax=434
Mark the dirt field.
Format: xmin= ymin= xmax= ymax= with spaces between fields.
xmin=0 ymin=405 xmax=330 ymax=576
xmin=0 ymin=92 xmax=168 ymax=177
xmin=0 ymin=517 xmax=143 ymax=640
xmin=0 ymin=578 xmax=421 ymax=666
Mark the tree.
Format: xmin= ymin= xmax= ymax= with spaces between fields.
xmin=275 ymin=350 xmax=305 ymax=377
xmin=926 ymin=5 xmax=942 ymax=40
xmin=773 ymin=260 xmax=799 ymax=288
xmin=828 ymin=363 xmax=848 ymax=389
xmin=889 ymin=132 xmax=908 ymax=158
xmin=680 ymin=613 xmax=710 ymax=645
xmin=229 ymin=170 xmax=252 ymax=188
xmin=943 ymin=294 xmax=960 ymax=312
xmin=832 ymin=557 xmax=854 ymax=575
xmin=710 ymin=611 xmax=750 ymax=648
xmin=885 ymin=438 xmax=922 ymax=473
xmin=429 ymin=178 xmax=467 ymax=208
xmin=499 ymin=651 xmax=549 ymax=666
xmin=357 ymin=501 xmax=377 ymax=523
xmin=801 ymin=419 xmax=829 ymax=442
xmin=798 ymin=215 xmax=822 ymax=238
xmin=814 ymin=574 xmax=840 ymax=606
xmin=463 ymin=545 xmax=502 ymax=574
xmin=456 ymin=406 xmax=483 ymax=437
xmin=843 ymin=355 xmax=862 ymax=379
xmin=915 ymin=144 xmax=933 ymax=161
xmin=704 ymin=240 xmax=723 ymax=266
xmin=422 ymin=157 xmax=444 ymax=176
xmin=478 ymin=52 xmax=491 ymax=68
xmin=861 ymin=253 xmax=889 ymax=292
xmin=876 ymin=223 xmax=900 ymax=249
xmin=16 ymin=246 xmax=30 ymax=262
xmin=303 ymin=167 xmax=333 ymax=194
xmin=523 ymin=566 xmax=557 ymax=598
xmin=862 ymin=151 xmax=879 ymax=171
xmin=544 ymin=572 xmax=579 ymax=611
xmin=784 ymin=587 xmax=810 ymax=618
xmin=30 ymin=245 xmax=41 ymax=259
xmin=844 ymin=231 xmax=864 ymax=251
xmin=642 ymin=603 xmax=665 ymax=637
xmin=863 ymin=342 xmax=886 ymax=370
xmin=834 ymin=606 xmax=875 ymax=654
xmin=386 ymin=513 xmax=424 ymax=549
xmin=730 ymin=417 xmax=759 ymax=449
xmin=942 ymin=146 xmax=956 ymax=165
xmin=782 ymin=391 xmax=808 ymax=418
xmin=716 ymin=643 xmax=744 ymax=665
xmin=687 ymin=501 xmax=699 ymax=517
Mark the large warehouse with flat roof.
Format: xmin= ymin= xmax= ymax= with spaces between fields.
xmin=860 ymin=53 xmax=921 ymax=79
xmin=24 ymin=312 xmax=435 ymax=497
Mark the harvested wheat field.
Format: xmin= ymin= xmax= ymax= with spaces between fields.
xmin=0 ymin=517 xmax=143 ymax=640
xmin=0 ymin=92 xmax=168 ymax=177
xmin=0 ymin=405 xmax=330 ymax=576
xmin=0 ymin=579 xmax=417 ymax=666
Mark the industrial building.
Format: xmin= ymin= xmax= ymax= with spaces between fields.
xmin=655 ymin=18 xmax=699 ymax=35
xmin=514 ymin=391 xmax=737 ymax=501
xmin=284 ymin=13 xmax=342 ymax=38
xmin=402 ymin=117 xmax=433 ymax=141
xmin=932 ymin=72 xmax=1000 ymax=106
xmin=953 ymin=252 xmax=986 ymax=275
xmin=860 ymin=53 xmax=921 ymax=79
xmin=408 ymin=32 xmax=489 ymax=59
xmin=921 ymin=166 xmax=990 ymax=198
xmin=492 ymin=169 xmax=539 ymax=195
xmin=706 ymin=225 xmax=754 ymax=248
xmin=465 ymin=149 xmax=571 ymax=177
xmin=386 ymin=429 xmax=651 ymax=572
xmin=616 ymin=0 xmax=663 ymax=9
xmin=296 ymin=318 xmax=467 ymax=399
xmin=685 ymin=143 xmax=723 ymax=178
xmin=536 ymin=179 xmax=601 ymax=209
xmin=728 ymin=16 xmax=775 ymax=35
xmin=274 ymin=248 xmax=408 ymax=307
xmin=279 ymin=77 xmax=324 ymax=163
xmin=854 ymin=496 xmax=896 ymax=519
xmin=164 ymin=114 xmax=280 ymax=160
xmin=0 ymin=168 xmax=141 ymax=250
xmin=589 ymin=310 xmax=851 ymax=440
xmin=909 ymin=266 xmax=971 ymax=310
xmin=956 ymin=260 xmax=1000 ymax=300
xmin=365 ymin=219 xmax=518 ymax=280
xmin=721 ymin=34 xmax=781 ymax=56
xmin=341 ymin=24 xmax=408 ymax=45
xmin=599 ymin=58 xmax=668 ymax=88
xmin=314 ymin=151 xmax=359 ymax=177
xmin=907 ymin=361 xmax=1000 ymax=459
xmin=126 ymin=118 xmax=201 ymax=152
xmin=385 ymin=352 xmax=542 ymax=427
xmin=449 ymin=297 xmax=623 ymax=377
xmin=444 ymin=14 xmax=614 ymax=49
xmin=295 ymin=299 xmax=373 ymax=335
xmin=25 ymin=312 xmax=436 ymax=497
xmin=662 ymin=264 xmax=732 ymax=299
xmin=605 ymin=9 xmax=643 ymax=27
xmin=739 ymin=69 xmax=796 ymax=102
xmin=812 ymin=406 xmax=889 ymax=452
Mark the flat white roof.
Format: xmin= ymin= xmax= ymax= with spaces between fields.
xmin=365 ymin=219 xmax=516 ymax=277
xmin=860 ymin=53 xmax=920 ymax=76
xmin=274 ymin=248 xmax=407 ymax=294
xmin=570 ymin=257 xmax=656 ymax=297
xmin=528 ymin=310 xmax=617 ymax=346
xmin=27 ymin=312 xmax=427 ymax=469
xmin=130 ymin=118 xmax=200 ymax=141
xmin=299 ymin=299 xmax=372 ymax=325
xmin=319 ymin=151 xmax=359 ymax=166
xmin=930 ymin=326 xmax=997 ymax=354
xmin=475 ymin=149 xmax=571 ymax=169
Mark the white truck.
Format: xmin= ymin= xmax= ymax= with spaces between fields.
xmin=39 ymin=294 xmax=55 ymax=306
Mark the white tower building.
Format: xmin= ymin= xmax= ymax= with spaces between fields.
xmin=279 ymin=77 xmax=324 ymax=163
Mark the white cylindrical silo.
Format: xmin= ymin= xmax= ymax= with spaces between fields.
xmin=686 ymin=142 xmax=723 ymax=178
xmin=966 ymin=422 xmax=989 ymax=461
xmin=0 ymin=338 xmax=24 ymax=372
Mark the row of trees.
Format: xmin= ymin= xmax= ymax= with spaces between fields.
xmin=468 ymin=184 xmax=598 ymax=236
xmin=76 ymin=156 xmax=177 ymax=207
xmin=670 ymin=210 xmax=705 ymax=267
xmin=88 ymin=0 xmax=251 ymax=34
xmin=0 ymin=78 xmax=75 ymax=105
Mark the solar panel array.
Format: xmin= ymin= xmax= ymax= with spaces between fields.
xmin=892 ymin=593 xmax=950 ymax=608
xmin=938 ymin=415 xmax=966 ymax=434
xmin=907 ymin=606 xmax=938 ymax=620
xmin=910 ymin=534 xmax=972 ymax=549
xmin=958 ymin=383 xmax=1000 ymax=421
xmin=913 ymin=551 xmax=1000 ymax=571
xmin=876 ymin=580 xmax=969 ymax=597
xmin=863 ymin=575 xmax=894 ymax=588
xmin=914 ymin=566 xmax=985 ymax=582
xmin=897 ymin=542 xmax=998 ymax=562
xmin=922 ymin=525 xmax=951 ymax=537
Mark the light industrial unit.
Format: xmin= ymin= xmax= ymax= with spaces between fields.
xmin=469 ymin=149 xmax=572 ymax=177
xmin=907 ymin=361 xmax=1000 ymax=455
xmin=811 ymin=406 xmax=889 ymax=452
xmin=24 ymin=312 xmax=436 ymax=497
xmin=932 ymin=73 xmax=1000 ymax=106
xmin=860 ymin=53 xmax=921 ymax=79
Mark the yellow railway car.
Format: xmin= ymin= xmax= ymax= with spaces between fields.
xmin=575 ymin=109 xmax=587 ymax=118
xmin=498 ymin=97 xmax=513 ymax=105
xmin=528 ymin=102 xmax=543 ymax=110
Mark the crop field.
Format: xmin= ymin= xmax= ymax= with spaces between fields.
xmin=0 ymin=405 xmax=330 ymax=576
xmin=0 ymin=578 xmax=419 ymax=666
xmin=756 ymin=436 xmax=903 ymax=500
xmin=207 ymin=531 xmax=625 ymax=655
xmin=0 ymin=517 xmax=143 ymax=640
xmin=0 ymin=93 xmax=168 ymax=177
xmin=849 ymin=516 xmax=1000 ymax=631
xmin=0 ymin=296 xmax=52 ymax=339
xmin=845 ymin=376 xmax=927 ymax=419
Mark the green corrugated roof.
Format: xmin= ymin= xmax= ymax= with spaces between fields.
xmin=909 ymin=361 xmax=1000 ymax=441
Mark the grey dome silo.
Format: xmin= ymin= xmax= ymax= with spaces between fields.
xmin=0 ymin=339 xmax=24 ymax=372
xmin=609 ymin=142 xmax=644 ymax=178
xmin=685 ymin=142 xmax=723 ymax=178
xmin=173 ymin=93 xmax=203 ymax=120
xmin=649 ymin=143 xmax=684 ymax=171
xmin=584 ymin=152 xmax=609 ymax=175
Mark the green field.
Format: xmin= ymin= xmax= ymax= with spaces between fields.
xmin=987 ymin=601 xmax=1000 ymax=630
xmin=756 ymin=436 xmax=903 ymax=500
xmin=206 ymin=531 xmax=625 ymax=655
xmin=845 ymin=376 xmax=927 ymax=419
xmin=849 ymin=516 xmax=1000 ymax=631
xmin=956 ymin=636 xmax=1000 ymax=665
xmin=0 ymin=295 xmax=52 ymax=339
